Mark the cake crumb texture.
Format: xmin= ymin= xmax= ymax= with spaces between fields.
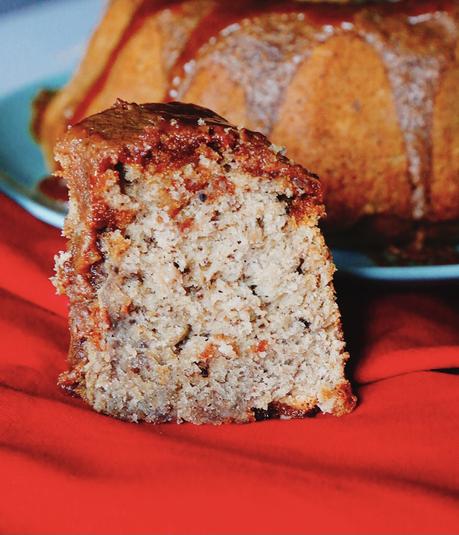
xmin=53 ymin=101 xmax=356 ymax=424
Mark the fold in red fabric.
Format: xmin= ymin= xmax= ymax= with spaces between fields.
xmin=1 ymin=194 xmax=458 ymax=535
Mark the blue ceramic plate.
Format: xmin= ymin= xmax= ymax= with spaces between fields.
xmin=0 ymin=0 xmax=104 ymax=225
xmin=331 ymin=248 xmax=459 ymax=281
xmin=1 ymin=0 xmax=459 ymax=281
xmin=0 ymin=76 xmax=68 ymax=228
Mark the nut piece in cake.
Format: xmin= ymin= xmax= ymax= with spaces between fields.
xmin=52 ymin=100 xmax=356 ymax=424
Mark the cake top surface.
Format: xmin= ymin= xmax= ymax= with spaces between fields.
xmin=74 ymin=100 xmax=234 ymax=140
xmin=58 ymin=100 xmax=323 ymax=211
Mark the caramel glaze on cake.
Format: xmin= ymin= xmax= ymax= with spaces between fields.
xmin=53 ymin=100 xmax=355 ymax=423
xmin=57 ymin=100 xmax=323 ymax=282
xmin=35 ymin=0 xmax=459 ymax=238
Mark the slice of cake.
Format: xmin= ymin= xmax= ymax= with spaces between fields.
xmin=53 ymin=101 xmax=356 ymax=424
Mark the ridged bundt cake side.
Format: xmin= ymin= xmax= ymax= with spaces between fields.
xmin=35 ymin=0 xmax=459 ymax=235
xmin=52 ymin=100 xmax=356 ymax=423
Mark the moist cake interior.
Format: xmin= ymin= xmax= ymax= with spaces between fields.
xmin=58 ymin=148 xmax=347 ymax=423
xmin=54 ymin=101 xmax=355 ymax=424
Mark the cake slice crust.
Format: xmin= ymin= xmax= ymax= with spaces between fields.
xmin=53 ymin=101 xmax=356 ymax=423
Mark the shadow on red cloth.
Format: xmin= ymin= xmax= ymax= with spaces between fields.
xmin=1 ymin=195 xmax=458 ymax=534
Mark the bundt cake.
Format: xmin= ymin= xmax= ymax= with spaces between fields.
xmin=52 ymin=100 xmax=356 ymax=424
xmin=34 ymin=0 xmax=459 ymax=239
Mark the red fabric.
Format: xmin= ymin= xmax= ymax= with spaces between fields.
xmin=1 ymin=193 xmax=458 ymax=535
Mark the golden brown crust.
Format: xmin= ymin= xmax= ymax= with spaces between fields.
xmin=273 ymin=33 xmax=412 ymax=228
xmin=431 ymin=39 xmax=459 ymax=222
xmin=249 ymin=383 xmax=357 ymax=421
xmin=326 ymin=382 xmax=358 ymax=417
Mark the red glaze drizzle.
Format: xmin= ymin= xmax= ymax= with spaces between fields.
xmin=166 ymin=0 xmax=359 ymax=100
xmin=38 ymin=175 xmax=68 ymax=202
xmin=71 ymin=0 xmax=455 ymax=125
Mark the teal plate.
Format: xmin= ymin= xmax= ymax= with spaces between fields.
xmin=331 ymin=248 xmax=459 ymax=281
xmin=1 ymin=75 xmax=459 ymax=282
xmin=0 ymin=76 xmax=67 ymax=228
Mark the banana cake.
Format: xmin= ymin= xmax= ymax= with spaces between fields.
xmin=35 ymin=0 xmax=459 ymax=240
xmin=52 ymin=100 xmax=356 ymax=424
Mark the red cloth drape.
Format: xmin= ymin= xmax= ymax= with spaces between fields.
xmin=1 ymin=194 xmax=458 ymax=534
